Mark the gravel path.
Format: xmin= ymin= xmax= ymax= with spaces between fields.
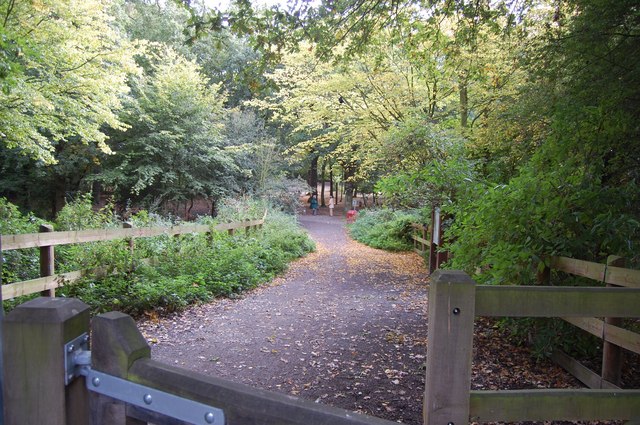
xmin=138 ymin=212 xmax=430 ymax=424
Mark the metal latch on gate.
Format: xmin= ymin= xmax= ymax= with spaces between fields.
xmin=65 ymin=333 xmax=225 ymax=425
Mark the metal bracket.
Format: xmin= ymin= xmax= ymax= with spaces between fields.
xmin=64 ymin=334 xmax=225 ymax=424
xmin=84 ymin=369 xmax=224 ymax=425
xmin=64 ymin=332 xmax=90 ymax=385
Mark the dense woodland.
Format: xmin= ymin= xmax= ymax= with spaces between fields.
xmin=1 ymin=0 xmax=639 ymax=289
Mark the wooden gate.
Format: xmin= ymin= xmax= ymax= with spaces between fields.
xmin=2 ymin=297 xmax=398 ymax=425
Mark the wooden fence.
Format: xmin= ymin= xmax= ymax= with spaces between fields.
xmin=0 ymin=214 xmax=266 ymax=301
xmin=410 ymin=224 xmax=444 ymax=274
xmin=539 ymin=255 xmax=640 ymax=390
xmin=424 ymin=270 xmax=640 ymax=424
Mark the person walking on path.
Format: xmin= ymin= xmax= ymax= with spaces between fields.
xmin=328 ymin=195 xmax=335 ymax=216
xmin=309 ymin=194 xmax=319 ymax=215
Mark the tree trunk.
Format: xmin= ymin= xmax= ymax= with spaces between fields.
xmin=320 ymin=160 xmax=327 ymax=207
xmin=344 ymin=181 xmax=354 ymax=215
xmin=187 ymin=198 xmax=194 ymax=221
xmin=52 ymin=176 xmax=66 ymax=218
xmin=459 ymin=71 xmax=469 ymax=128
xmin=210 ymin=199 xmax=218 ymax=218
xmin=307 ymin=155 xmax=318 ymax=194
xmin=329 ymin=169 xmax=334 ymax=199
xmin=91 ymin=181 xmax=102 ymax=208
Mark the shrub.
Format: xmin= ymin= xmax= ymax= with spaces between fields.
xmin=58 ymin=206 xmax=314 ymax=316
xmin=348 ymin=208 xmax=419 ymax=251
xmin=0 ymin=198 xmax=46 ymax=283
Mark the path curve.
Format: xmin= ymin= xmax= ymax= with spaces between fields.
xmin=139 ymin=212 xmax=430 ymax=424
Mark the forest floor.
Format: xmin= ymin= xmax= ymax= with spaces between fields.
xmin=137 ymin=207 xmax=633 ymax=425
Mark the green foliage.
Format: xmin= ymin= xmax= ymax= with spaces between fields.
xmin=0 ymin=198 xmax=45 ymax=283
xmin=348 ymin=208 xmax=419 ymax=252
xmin=499 ymin=317 xmax=601 ymax=361
xmin=0 ymin=0 xmax=137 ymax=163
xmin=56 ymin=207 xmax=314 ymax=316
xmin=100 ymin=46 xmax=237 ymax=209
xmin=376 ymin=155 xmax=477 ymax=210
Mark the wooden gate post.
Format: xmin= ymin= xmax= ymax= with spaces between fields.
xmin=3 ymin=297 xmax=90 ymax=425
xmin=424 ymin=270 xmax=476 ymax=425
xmin=90 ymin=311 xmax=150 ymax=425
xmin=39 ymin=224 xmax=55 ymax=296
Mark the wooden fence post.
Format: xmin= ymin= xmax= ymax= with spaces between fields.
xmin=421 ymin=225 xmax=427 ymax=255
xmin=39 ymin=224 xmax=55 ymax=296
xmin=602 ymin=255 xmax=625 ymax=387
xmin=228 ymin=221 xmax=235 ymax=236
xmin=90 ymin=311 xmax=151 ymax=425
xmin=3 ymin=297 xmax=90 ymax=425
xmin=123 ymin=222 xmax=134 ymax=272
xmin=424 ymin=270 xmax=476 ymax=425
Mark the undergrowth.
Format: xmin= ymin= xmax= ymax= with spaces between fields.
xmin=2 ymin=197 xmax=315 ymax=316
xmin=347 ymin=208 xmax=420 ymax=251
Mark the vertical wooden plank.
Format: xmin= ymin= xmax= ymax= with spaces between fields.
xmin=39 ymin=224 xmax=55 ymax=296
xmin=424 ymin=270 xmax=476 ymax=425
xmin=228 ymin=221 xmax=235 ymax=236
xmin=429 ymin=208 xmax=437 ymax=274
xmin=602 ymin=256 xmax=625 ymax=386
xmin=3 ymin=297 xmax=90 ymax=425
xmin=123 ymin=222 xmax=134 ymax=272
xmin=90 ymin=311 xmax=151 ymax=425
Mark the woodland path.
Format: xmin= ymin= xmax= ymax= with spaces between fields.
xmin=137 ymin=208 xmax=590 ymax=425
xmin=139 ymin=209 xmax=431 ymax=424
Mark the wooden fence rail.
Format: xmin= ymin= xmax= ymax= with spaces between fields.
xmin=540 ymin=255 xmax=640 ymax=389
xmin=424 ymin=270 xmax=640 ymax=424
xmin=1 ymin=213 xmax=266 ymax=301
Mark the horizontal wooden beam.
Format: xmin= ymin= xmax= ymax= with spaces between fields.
xmin=0 ymin=219 xmax=265 ymax=251
xmin=411 ymin=235 xmax=430 ymax=245
xmin=551 ymin=350 xmax=619 ymax=390
xmin=548 ymin=256 xmax=605 ymax=281
xmin=562 ymin=317 xmax=640 ymax=355
xmin=475 ymin=285 xmax=640 ymax=317
xmin=3 ymin=258 xmax=151 ymax=300
xmin=605 ymin=265 xmax=640 ymax=288
xmin=130 ymin=359 xmax=399 ymax=425
xmin=548 ymin=256 xmax=640 ymax=288
xmin=469 ymin=389 xmax=640 ymax=421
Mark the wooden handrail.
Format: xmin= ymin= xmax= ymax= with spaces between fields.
xmin=0 ymin=217 xmax=266 ymax=251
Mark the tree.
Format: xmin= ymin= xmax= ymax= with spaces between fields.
xmin=0 ymin=0 xmax=137 ymax=164
xmin=99 ymin=47 xmax=237 ymax=215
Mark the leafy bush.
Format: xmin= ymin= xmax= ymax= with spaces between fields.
xmin=348 ymin=208 xmax=419 ymax=251
xmin=3 ymin=193 xmax=314 ymax=316
xmin=57 ymin=207 xmax=314 ymax=315
xmin=0 ymin=198 xmax=47 ymax=283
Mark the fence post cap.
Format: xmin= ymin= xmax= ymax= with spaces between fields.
xmin=92 ymin=311 xmax=150 ymax=377
xmin=431 ymin=269 xmax=475 ymax=285
xmin=4 ymin=297 xmax=89 ymax=323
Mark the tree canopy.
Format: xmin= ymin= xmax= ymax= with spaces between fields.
xmin=0 ymin=0 xmax=638 ymax=274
